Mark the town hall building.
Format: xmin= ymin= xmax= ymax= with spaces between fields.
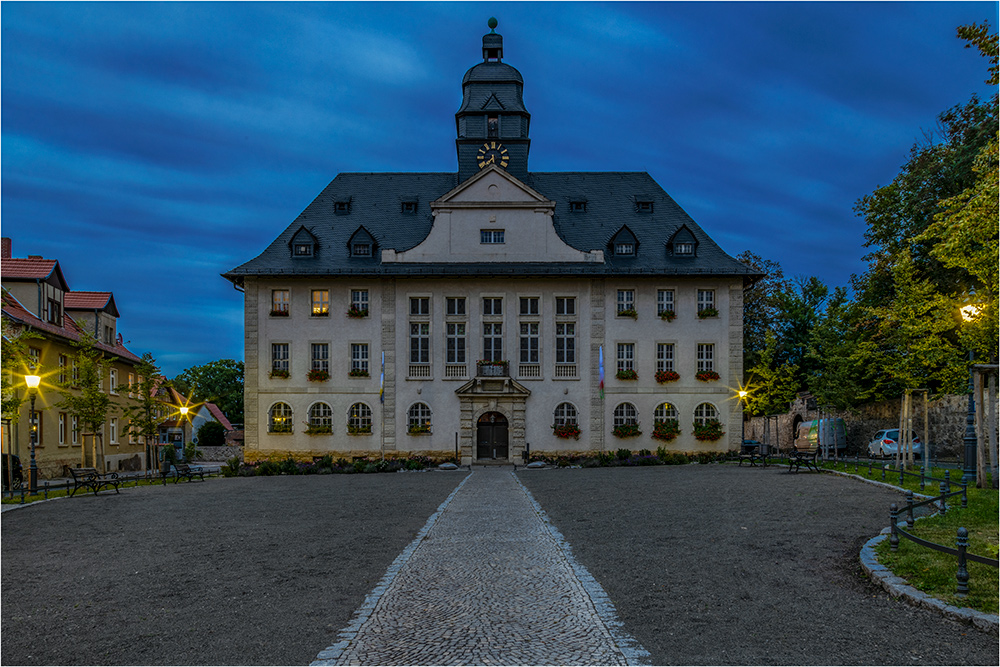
xmin=224 ymin=21 xmax=758 ymax=464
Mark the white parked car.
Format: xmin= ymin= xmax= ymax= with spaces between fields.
xmin=867 ymin=429 xmax=924 ymax=459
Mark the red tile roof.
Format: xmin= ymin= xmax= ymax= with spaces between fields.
xmin=1 ymin=257 xmax=59 ymax=280
xmin=204 ymin=403 xmax=234 ymax=430
xmin=1 ymin=291 xmax=141 ymax=363
xmin=65 ymin=291 xmax=113 ymax=310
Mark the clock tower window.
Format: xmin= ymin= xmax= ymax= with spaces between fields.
xmin=488 ymin=116 xmax=498 ymax=138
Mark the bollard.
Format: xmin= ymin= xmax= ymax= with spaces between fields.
xmin=868 ymin=459 xmax=873 ymax=476
xmin=920 ymin=466 xmax=925 ymax=492
xmin=899 ymin=464 xmax=905 ymax=486
xmin=961 ymin=483 xmax=967 ymax=509
xmin=905 ymin=491 xmax=915 ymax=528
xmin=944 ymin=469 xmax=951 ymax=491
xmin=939 ymin=481 xmax=948 ymax=514
xmin=20 ymin=486 xmax=25 ymax=504
xmin=889 ymin=504 xmax=899 ymax=552
xmin=956 ymin=527 xmax=969 ymax=597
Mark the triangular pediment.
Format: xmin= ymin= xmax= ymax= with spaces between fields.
xmin=433 ymin=164 xmax=551 ymax=207
xmin=481 ymin=93 xmax=506 ymax=111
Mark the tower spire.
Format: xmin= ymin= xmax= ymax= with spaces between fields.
xmin=483 ymin=17 xmax=503 ymax=62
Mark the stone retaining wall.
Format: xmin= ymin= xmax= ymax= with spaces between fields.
xmin=193 ymin=446 xmax=244 ymax=462
xmin=745 ymin=393 xmax=994 ymax=459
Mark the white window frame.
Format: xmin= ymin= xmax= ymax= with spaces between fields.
xmin=407 ymin=403 xmax=433 ymax=431
xmin=351 ymin=289 xmax=369 ymax=313
xmin=483 ymin=322 xmax=503 ymax=362
xmin=311 ymin=289 xmax=330 ymax=316
xmin=348 ymin=402 xmax=373 ymax=432
xmin=616 ymin=289 xmax=635 ymax=314
xmin=446 ymin=297 xmax=466 ymax=316
xmin=269 ymin=402 xmax=294 ymax=432
xmin=446 ymin=322 xmax=467 ymax=364
xmin=271 ymin=289 xmax=290 ymax=314
xmin=694 ymin=403 xmax=718 ymax=425
xmin=613 ymin=402 xmax=638 ymax=427
xmin=352 ymin=343 xmax=370 ymax=373
xmin=555 ymin=297 xmax=576 ymax=316
xmin=309 ymin=402 xmax=333 ymax=429
xmin=410 ymin=296 xmax=430 ymax=316
xmin=71 ymin=415 xmax=79 ymax=445
xmin=654 ymin=403 xmax=678 ymax=423
xmin=410 ymin=323 xmax=430 ymax=364
xmin=519 ymin=297 xmax=540 ymax=316
xmin=554 ymin=402 xmax=578 ymax=426
xmin=110 ymin=417 xmax=119 ymax=445
xmin=311 ymin=343 xmax=330 ymax=372
xmin=616 ymin=343 xmax=635 ymax=373
xmin=480 ymin=229 xmax=505 ymax=244
xmin=657 ymin=343 xmax=675 ymax=373
xmin=59 ymin=413 xmax=67 ymax=445
xmin=519 ymin=322 xmax=539 ymax=364
xmin=697 ymin=343 xmax=715 ymax=372
xmin=555 ymin=322 xmax=576 ymax=364
xmin=657 ymin=289 xmax=675 ymax=316
xmin=482 ymin=297 xmax=503 ymax=317
xmin=697 ymin=289 xmax=716 ymax=313
xmin=271 ymin=343 xmax=290 ymax=373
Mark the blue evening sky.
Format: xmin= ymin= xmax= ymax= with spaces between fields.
xmin=2 ymin=1 xmax=996 ymax=376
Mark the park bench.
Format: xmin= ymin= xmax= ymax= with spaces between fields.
xmin=68 ymin=467 xmax=122 ymax=496
xmin=787 ymin=446 xmax=820 ymax=474
xmin=172 ymin=463 xmax=206 ymax=483
xmin=737 ymin=442 xmax=768 ymax=468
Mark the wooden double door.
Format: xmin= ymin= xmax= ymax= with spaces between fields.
xmin=476 ymin=412 xmax=509 ymax=460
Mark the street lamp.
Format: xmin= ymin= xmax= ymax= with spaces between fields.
xmin=179 ymin=406 xmax=190 ymax=462
xmin=738 ymin=390 xmax=748 ymax=445
xmin=25 ymin=373 xmax=41 ymax=493
xmin=960 ymin=302 xmax=981 ymax=484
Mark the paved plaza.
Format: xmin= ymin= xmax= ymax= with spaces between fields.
xmin=2 ymin=465 xmax=998 ymax=666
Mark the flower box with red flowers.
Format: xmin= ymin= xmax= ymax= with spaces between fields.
xmin=552 ymin=423 xmax=581 ymax=440
xmin=307 ymin=369 xmax=330 ymax=382
xmin=695 ymin=370 xmax=720 ymax=382
xmin=652 ymin=419 xmax=681 ymax=442
xmin=616 ymin=369 xmax=639 ymax=381
xmin=693 ymin=419 xmax=725 ymax=442
xmin=612 ymin=423 xmax=642 ymax=438
xmin=346 ymin=305 xmax=369 ymax=318
xmin=655 ymin=370 xmax=679 ymax=383
xmin=269 ymin=369 xmax=290 ymax=379
xmin=659 ymin=309 xmax=676 ymax=321
xmin=270 ymin=309 xmax=289 ymax=317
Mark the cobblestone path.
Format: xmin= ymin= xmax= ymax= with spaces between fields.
xmin=313 ymin=469 xmax=648 ymax=666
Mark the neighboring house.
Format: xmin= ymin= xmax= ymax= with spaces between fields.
xmin=156 ymin=385 xmax=234 ymax=458
xmin=1 ymin=239 xmax=147 ymax=476
xmin=224 ymin=24 xmax=758 ymax=465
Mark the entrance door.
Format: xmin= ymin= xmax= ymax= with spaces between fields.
xmin=476 ymin=412 xmax=509 ymax=460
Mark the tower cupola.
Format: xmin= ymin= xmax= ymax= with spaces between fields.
xmin=456 ymin=18 xmax=531 ymax=182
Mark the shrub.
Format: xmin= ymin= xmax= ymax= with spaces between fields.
xmin=197 ymin=421 xmax=227 ymax=447
xmin=616 ymin=448 xmax=632 ymax=460
xmin=183 ymin=442 xmax=202 ymax=461
xmin=222 ymin=455 xmax=241 ymax=477
xmin=279 ymin=457 xmax=299 ymax=475
xmin=256 ymin=460 xmax=280 ymax=476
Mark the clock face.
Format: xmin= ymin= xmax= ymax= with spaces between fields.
xmin=477 ymin=142 xmax=509 ymax=170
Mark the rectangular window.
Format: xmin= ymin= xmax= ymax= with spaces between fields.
xmin=483 ymin=322 xmax=503 ymax=361
xmin=675 ymin=243 xmax=694 ymax=255
xmin=293 ymin=243 xmax=313 ymax=256
xmin=110 ymin=369 xmax=118 ymax=395
xmin=657 ymin=289 xmax=675 ymax=316
xmin=698 ymin=289 xmax=715 ymax=313
xmin=637 ymin=200 xmax=653 ymax=213
xmin=480 ymin=229 xmax=505 ymax=244
xmin=617 ymin=290 xmax=635 ymax=314
xmin=71 ymin=416 xmax=79 ymax=445
xmin=47 ymin=299 xmax=61 ymax=325
xmin=615 ymin=243 xmax=635 ymax=256
xmin=401 ymin=201 xmax=417 ymax=214
xmin=271 ymin=343 xmax=289 ymax=372
xmin=351 ymin=343 xmax=370 ymax=373
xmin=28 ymin=347 xmax=40 ymax=369
xmin=446 ymin=323 xmax=466 ymax=363
xmin=271 ymin=289 xmax=290 ymax=315
xmin=556 ymin=322 xmax=576 ymax=364
xmin=569 ymin=201 xmax=586 ymax=213
xmin=351 ymin=290 xmax=369 ymax=315
xmin=698 ymin=343 xmax=715 ymax=372
xmin=617 ymin=343 xmax=635 ymax=372
xmin=72 ymin=359 xmax=79 ymax=384
xmin=410 ymin=323 xmax=430 ymax=363
xmin=110 ymin=418 xmax=118 ymax=445
xmin=410 ymin=297 xmax=430 ymax=316
xmin=519 ymin=322 xmax=539 ymax=363
xmin=59 ymin=413 xmax=67 ymax=445
xmin=657 ymin=343 xmax=675 ymax=372
xmin=555 ymin=297 xmax=576 ymax=317
xmin=352 ymin=243 xmax=371 ymax=256
xmin=128 ymin=373 xmax=135 ymax=398
xmin=482 ymin=297 xmax=503 ymax=316
xmin=446 ymin=297 xmax=466 ymax=316
xmin=58 ymin=355 xmax=67 ymax=385
xmin=105 ymin=326 xmax=114 ymax=344
xmin=519 ymin=297 xmax=539 ymax=316
xmin=311 ymin=290 xmax=330 ymax=316
xmin=311 ymin=343 xmax=329 ymax=372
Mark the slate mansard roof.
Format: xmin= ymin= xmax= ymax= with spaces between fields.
xmin=223 ymin=170 xmax=756 ymax=283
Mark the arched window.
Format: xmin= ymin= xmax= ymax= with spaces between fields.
xmin=269 ymin=402 xmax=293 ymax=433
xmin=613 ymin=402 xmax=638 ymax=427
xmin=348 ymin=402 xmax=373 ymax=434
xmin=407 ymin=402 xmax=432 ymax=433
xmin=308 ymin=402 xmax=333 ymax=430
xmin=654 ymin=402 xmax=678 ymax=423
xmin=554 ymin=402 xmax=577 ymax=426
xmin=694 ymin=403 xmax=718 ymax=425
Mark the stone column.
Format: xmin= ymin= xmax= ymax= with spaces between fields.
xmin=590 ymin=279 xmax=605 ymax=452
xmin=728 ymin=282 xmax=745 ymax=451
xmin=243 ymin=277 xmax=259 ymax=458
xmin=381 ymin=279 xmax=397 ymax=451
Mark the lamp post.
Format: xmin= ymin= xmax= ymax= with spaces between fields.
xmin=179 ymin=406 xmax=189 ymax=462
xmin=959 ymin=303 xmax=981 ymax=484
xmin=25 ymin=373 xmax=41 ymax=493
xmin=738 ymin=390 xmax=748 ymax=446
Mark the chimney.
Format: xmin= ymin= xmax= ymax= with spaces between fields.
xmin=1 ymin=237 xmax=10 ymax=259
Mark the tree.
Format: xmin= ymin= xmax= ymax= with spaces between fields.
xmin=171 ymin=359 xmax=244 ymax=424
xmin=119 ymin=352 xmax=163 ymax=473
xmin=1 ymin=316 xmax=42 ymax=425
xmin=197 ymin=421 xmax=226 ymax=448
xmin=744 ymin=331 xmax=799 ymax=416
xmin=774 ymin=276 xmax=829 ymax=388
xmin=57 ymin=332 xmax=115 ymax=469
xmin=806 ymin=288 xmax=866 ymax=409
xmin=737 ymin=251 xmax=791 ymax=375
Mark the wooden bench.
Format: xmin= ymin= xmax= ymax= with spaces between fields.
xmin=173 ymin=463 xmax=206 ymax=483
xmin=788 ymin=447 xmax=820 ymax=473
xmin=68 ymin=467 xmax=122 ymax=496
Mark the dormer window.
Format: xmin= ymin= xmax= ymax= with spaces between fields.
xmin=569 ymin=201 xmax=587 ymax=213
xmin=347 ymin=225 xmax=377 ymax=259
xmin=614 ymin=243 xmax=635 ymax=256
xmin=675 ymin=243 xmax=694 ymax=256
xmin=335 ymin=200 xmax=351 ymax=215
xmin=352 ymin=243 xmax=372 ymax=257
xmin=636 ymin=200 xmax=653 ymax=213
xmin=401 ymin=201 xmax=417 ymax=214
xmin=289 ymin=225 xmax=319 ymax=259
xmin=293 ymin=244 xmax=313 ymax=257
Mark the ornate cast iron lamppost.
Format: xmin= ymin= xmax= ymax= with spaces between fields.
xmin=959 ymin=302 xmax=981 ymax=484
xmin=24 ymin=373 xmax=41 ymax=492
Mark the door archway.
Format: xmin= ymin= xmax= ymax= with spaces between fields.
xmin=476 ymin=412 xmax=509 ymax=460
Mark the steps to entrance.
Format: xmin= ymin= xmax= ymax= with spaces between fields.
xmin=313 ymin=469 xmax=648 ymax=666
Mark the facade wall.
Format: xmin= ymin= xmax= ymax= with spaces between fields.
xmin=4 ymin=336 xmax=144 ymax=477
xmin=245 ymin=273 xmax=743 ymax=462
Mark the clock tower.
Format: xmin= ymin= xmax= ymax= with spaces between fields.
xmin=456 ymin=18 xmax=531 ymax=182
